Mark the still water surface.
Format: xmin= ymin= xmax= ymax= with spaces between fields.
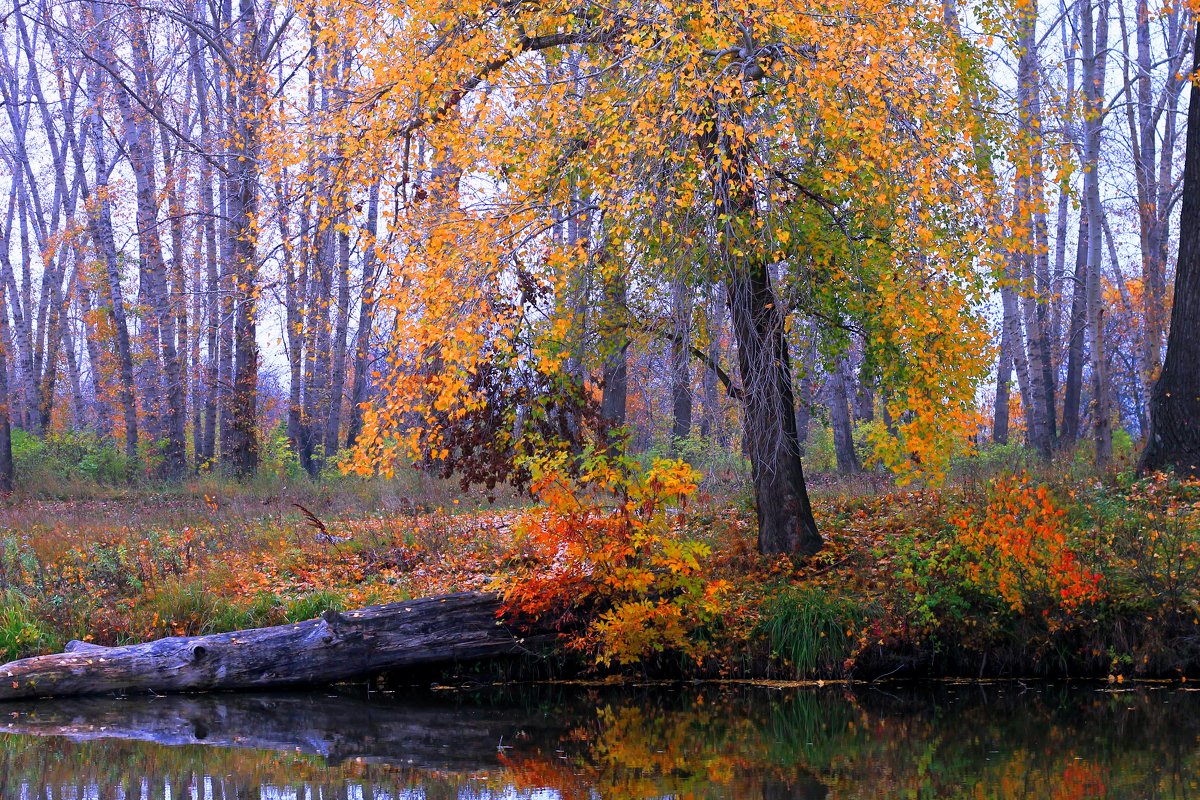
xmin=0 ymin=683 xmax=1195 ymax=798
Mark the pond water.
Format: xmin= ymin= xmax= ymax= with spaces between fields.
xmin=0 ymin=683 xmax=1195 ymax=798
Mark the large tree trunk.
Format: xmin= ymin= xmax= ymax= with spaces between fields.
xmin=697 ymin=105 xmax=820 ymax=556
xmin=1141 ymin=27 xmax=1200 ymax=477
xmin=0 ymin=593 xmax=527 ymax=701
xmin=725 ymin=261 xmax=820 ymax=555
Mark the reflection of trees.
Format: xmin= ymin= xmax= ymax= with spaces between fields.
xmin=3 ymin=687 xmax=1200 ymax=799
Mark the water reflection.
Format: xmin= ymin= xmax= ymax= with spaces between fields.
xmin=0 ymin=684 xmax=1197 ymax=798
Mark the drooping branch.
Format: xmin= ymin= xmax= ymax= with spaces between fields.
xmin=386 ymin=26 xmax=621 ymax=139
xmin=642 ymin=322 xmax=743 ymax=401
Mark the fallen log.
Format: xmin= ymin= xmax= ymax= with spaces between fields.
xmin=0 ymin=591 xmax=537 ymax=700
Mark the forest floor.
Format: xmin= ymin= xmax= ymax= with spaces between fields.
xmin=0 ymin=466 xmax=1197 ymax=682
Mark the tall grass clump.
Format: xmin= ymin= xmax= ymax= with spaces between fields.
xmin=0 ymin=591 xmax=55 ymax=660
xmin=283 ymin=590 xmax=345 ymax=623
xmin=758 ymin=585 xmax=869 ymax=678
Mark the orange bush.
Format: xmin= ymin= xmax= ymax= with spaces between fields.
xmin=499 ymin=451 xmax=728 ymax=667
xmin=954 ymin=475 xmax=1102 ymax=616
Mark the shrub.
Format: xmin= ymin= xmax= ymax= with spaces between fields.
xmin=953 ymin=475 xmax=1103 ymax=620
xmin=501 ymin=449 xmax=727 ymax=668
xmin=11 ymin=428 xmax=128 ymax=490
xmin=1100 ymin=473 xmax=1200 ymax=625
xmin=259 ymin=421 xmax=304 ymax=482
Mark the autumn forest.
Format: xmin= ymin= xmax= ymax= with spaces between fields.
xmin=0 ymin=0 xmax=1195 ymax=696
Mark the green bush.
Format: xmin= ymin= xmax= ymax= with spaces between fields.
xmin=207 ymin=593 xmax=284 ymax=633
xmin=12 ymin=428 xmax=128 ymax=489
xmin=804 ymin=420 xmax=837 ymax=474
xmin=260 ymin=421 xmax=304 ymax=482
xmin=886 ymin=529 xmax=978 ymax=636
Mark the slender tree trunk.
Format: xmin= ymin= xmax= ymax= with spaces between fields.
xmin=829 ymin=358 xmax=860 ymax=475
xmin=1001 ymin=277 xmax=1032 ymax=437
xmin=0 ymin=199 xmax=16 ymax=492
xmin=669 ymin=278 xmax=692 ymax=446
xmin=323 ymin=214 xmax=352 ymax=459
xmin=97 ymin=6 xmax=187 ymax=478
xmin=224 ymin=0 xmax=263 ymax=477
xmin=994 ymin=316 xmax=1014 ymax=445
xmin=598 ymin=262 xmax=628 ymax=436
xmin=1061 ymin=210 xmax=1090 ymax=446
xmin=1082 ymin=0 xmax=1113 ymax=467
xmin=346 ymin=181 xmax=380 ymax=450
xmin=1014 ymin=4 xmax=1056 ymax=458
xmin=698 ymin=286 xmax=728 ymax=446
xmin=81 ymin=60 xmax=138 ymax=472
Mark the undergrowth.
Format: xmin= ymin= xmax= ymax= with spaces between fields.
xmin=0 ymin=461 xmax=1195 ymax=681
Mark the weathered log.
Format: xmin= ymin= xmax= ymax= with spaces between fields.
xmin=0 ymin=591 xmax=535 ymax=700
xmin=0 ymin=691 xmax=563 ymax=767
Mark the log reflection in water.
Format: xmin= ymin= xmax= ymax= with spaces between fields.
xmin=0 ymin=691 xmax=562 ymax=768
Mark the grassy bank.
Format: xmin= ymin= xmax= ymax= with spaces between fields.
xmin=0 ymin=463 xmax=1196 ymax=682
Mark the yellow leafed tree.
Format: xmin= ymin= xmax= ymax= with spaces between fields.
xmin=303 ymin=0 xmax=995 ymax=553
